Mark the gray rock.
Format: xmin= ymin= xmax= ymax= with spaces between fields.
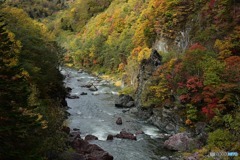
xmin=185 ymin=152 xmax=199 ymax=160
xmin=115 ymin=94 xmax=135 ymax=108
xmin=115 ymin=131 xmax=136 ymax=140
xmin=122 ymin=109 xmax=130 ymax=113
xmin=68 ymin=132 xmax=81 ymax=145
xmin=116 ymin=117 xmax=122 ymax=125
xmin=85 ymin=135 xmax=98 ymax=141
xmin=164 ymin=132 xmax=202 ymax=151
xmin=136 ymin=107 xmax=153 ymax=120
xmin=158 ymin=133 xmax=172 ymax=139
xmin=106 ymin=134 xmax=114 ymax=141
xmin=66 ymin=87 xmax=72 ymax=92
xmin=165 ymin=123 xmax=175 ymax=131
xmin=149 ymin=108 xmax=182 ymax=134
xmin=71 ymin=138 xmax=113 ymax=160
xmin=160 ymin=156 xmax=169 ymax=160
xmin=135 ymin=130 xmax=144 ymax=135
xmin=67 ymin=95 xmax=79 ymax=99
xmin=195 ymin=122 xmax=206 ymax=135
xmin=89 ymin=85 xmax=98 ymax=91
xmin=73 ymin=128 xmax=80 ymax=131
xmin=126 ymin=101 xmax=135 ymax=108
xmin=129 ymin=107 xmax=138 ymax=114
xmin=78 ymin=69 xmax=83 ymax=73
xmin=81 ymin=83 xmax=93 ymax=88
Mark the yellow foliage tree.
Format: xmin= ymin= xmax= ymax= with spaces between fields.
xmin=137 ymin=47 xmax=151 ymax=62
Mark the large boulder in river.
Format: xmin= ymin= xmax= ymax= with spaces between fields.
xmin=115 ymin=94 xmax=135 ymax=108
xmin=68 ymin=131 xmax=81 ymax=146
xmin=115 ymin=131 xmax=136 ymax=140
xmin=106 ymin=134 xmax=114 ymax=141
xmin=116 ymin=117 xmax=123 ymax=125
xmin=164 ymin=132 xmax=202 ymax=151
xmin=66 ymin=86 xmax=72 ymax=92
xmin=81 ymin=83 xmax=93 ymax=88
xmin=71 ymin=138 xmax=113 ymax=160
xmin=135 ymin=130 xmax=144 ymax=135
xmin=89 ymin=85 xmax=98 ymax=91
xmin=78 ymin=69 xmax=83 ymax=73
xmin=84 ymin=135 xmax=98 ymax=141
xmin=67 ymin=94 xmax=79 ymax=99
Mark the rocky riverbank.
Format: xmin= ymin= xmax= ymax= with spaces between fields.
xmin=114 ymin=50 xmax=207 ymax=155
xmin=61 ymin=59 xmax=207 ymax=159
xmin=60 ymin=127 xmax=114 ymax=160
xmin=61 ymin=67 xmax=183 ymax=160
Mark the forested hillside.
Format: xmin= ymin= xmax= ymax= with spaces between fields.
xmin=45 ymin=0 xmax=240 ymax=157
xmin=0 ymin=3 xmax=67 ymax=160
xmin=1 ymin=0 xmax=240 ymax=159
xmin=5 ymin=0 xmax=74 ymax=18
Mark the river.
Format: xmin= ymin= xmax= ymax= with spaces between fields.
xmin=61 ymin=67 xmax=176 ymax=160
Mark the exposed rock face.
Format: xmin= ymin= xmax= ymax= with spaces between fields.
xmin=115 ymin=94 xmax=135 ymax=108
xmin=135 ymin=50 xmax=162 ymax=104
xmin=149 ymin=108 xmax=182 ymax=134
xmin=116 ymin=117 xmax=123 ymax=125
xmin=132 ymin=49 xmax=183 ymax=134
xmin=164 ymin=132 xmax=202 ymax=151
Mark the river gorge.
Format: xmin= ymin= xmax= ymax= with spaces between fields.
xmin=61 ymin=67 xmax=177 ymax=160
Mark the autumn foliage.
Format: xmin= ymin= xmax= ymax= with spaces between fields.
xmin=149 ymin=41 xmax=240 ymax=125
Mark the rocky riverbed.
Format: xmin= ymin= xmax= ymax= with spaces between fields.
xmin=61 ymin=67 xmax=180 ymax=160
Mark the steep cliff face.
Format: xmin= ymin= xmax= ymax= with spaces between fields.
xmin=135 ymin=49 xmax=162 ymax=109
xmin=130 ymin=0 xmax=240 ymax=137
xmin=134 ymin=50 xmax=183 ymax=134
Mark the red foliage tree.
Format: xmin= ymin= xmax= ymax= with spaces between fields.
xmin=189 ymin=43 xmax=206 ymax=51
xmin=202 ymin=98 xmax=219 ymax=119
xmin=224 ymin=56 xmax=240 ymax=82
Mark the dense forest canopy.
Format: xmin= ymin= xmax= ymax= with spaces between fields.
xmin=1 ymin=0 xmax=240 ymax=159
xmin=44 ymin=0 xmax=240 ymax=157
xmin=0 ymin=2 xmax=67 ymax=159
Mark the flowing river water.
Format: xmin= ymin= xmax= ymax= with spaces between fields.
xmin=61 ymin=67 xmax=176 ymax=160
